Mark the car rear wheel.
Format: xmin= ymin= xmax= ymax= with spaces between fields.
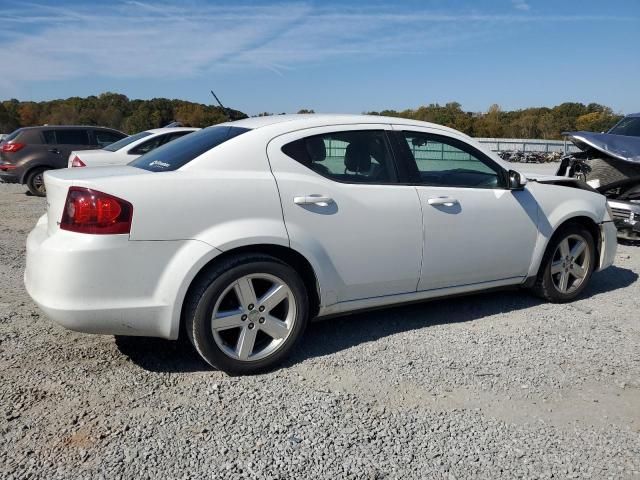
xmin=185 ymin=254 xmax=309 ymax=375
xmin=532 ymin=225 xmax=595 ymax=303
xmin=26 ymin=168 xmax=48 ymax=197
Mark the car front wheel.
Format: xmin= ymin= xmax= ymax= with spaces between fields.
xmin=185 ymin=254 xmax=309 ymax=375
xmin=532 ymin=224 xmax=595 ymax=303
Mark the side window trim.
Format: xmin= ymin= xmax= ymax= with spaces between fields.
xmin=392 ymin=129 xmax=508 ymax=189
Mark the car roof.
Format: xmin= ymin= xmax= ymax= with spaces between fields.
xmin=222 ymin=113 xmax=464 ymax=137
xmin=144 ymin=127 xmax=200 ymax=134
xmin=18 ymin=125 xmax=123 ymax=131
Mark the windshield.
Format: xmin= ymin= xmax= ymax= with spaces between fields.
xmin=608 ymin=116 xmax=640 ymax=137
xmin=129 ymin=126 xmax=250 ymax=172
xmin=103 ymin=131 xmax=152 ymax=152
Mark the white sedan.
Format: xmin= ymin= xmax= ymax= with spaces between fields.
xmin=25 ymin=115 xmax=617 ymax=374
xmin=67 ymin=127 xmax=199 ymax=167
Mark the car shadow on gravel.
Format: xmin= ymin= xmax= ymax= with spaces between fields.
xmin=115 ymin=266 xmax=637 ymax=373
xmin=286 ymin=265 xmax=638 ymax=365
xmin=115 ymin=335 xmax=209 ymax=373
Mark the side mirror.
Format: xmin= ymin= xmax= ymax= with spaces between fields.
xmin=508 ymin=170 xmax=527 ymax=190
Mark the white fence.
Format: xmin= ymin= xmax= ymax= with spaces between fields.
xmin=476 ymin=137 xmax=579 ymax=154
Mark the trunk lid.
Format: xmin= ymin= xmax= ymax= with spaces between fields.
xmin=68 ymin=149 xmax=118 ymax=167
xmin=44 ymin=166 xmax=147 ymax=236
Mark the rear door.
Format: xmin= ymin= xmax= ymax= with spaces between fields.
xmin=267 ymin=124 xmax=423 ymax=304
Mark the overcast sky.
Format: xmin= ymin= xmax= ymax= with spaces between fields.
xmin=0 ymin=0 xmax=638 ymax=115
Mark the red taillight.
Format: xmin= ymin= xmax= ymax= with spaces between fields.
xmin=71 ymin=156 xmax=86 ymax=167
xmin=1 ymin=142 xmax=25 ymax=153
xmin=60 ymin=187 xmax=133 ymax=234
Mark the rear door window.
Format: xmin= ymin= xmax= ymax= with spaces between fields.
xmin=130 ymin=126 xmax=250 ymax=172
xmin=43 ymin=130 xmax=56 ymax=144
xmin=55 ymin=129 xmax=90 ymax=145
xmin=281 ymin=130 xmax=397 ymax=184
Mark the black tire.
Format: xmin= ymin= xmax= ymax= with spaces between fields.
xmin=532 ymin=224 xmax=596 ymax=303
xmin=185 ymin=254 xmax=309 ymax=375
xmin=26 ymin=168 xmax=48 ymax=197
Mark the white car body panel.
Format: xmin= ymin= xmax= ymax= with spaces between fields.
xmin=24 ymin=114 xmax=617 ymax=340
xmin=68 ymin=127 xmax=198 ymax=167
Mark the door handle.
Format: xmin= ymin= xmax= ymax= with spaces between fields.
xmin=48 ymin=148 xmax=60 ymax=154
xmin=427 ymin=196 xmax=459 ymax=206
xmin=294 ymin=195 xmax=333 ymax=206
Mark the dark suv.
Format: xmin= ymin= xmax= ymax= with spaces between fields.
xmin=0 ymin=125 xmax=126 ymax=196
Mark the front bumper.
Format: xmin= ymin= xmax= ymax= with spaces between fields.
xmin=24 ymin=216 xmax=214 ymax=339
xmin=608 ymin=199 xmax=640 ymax=240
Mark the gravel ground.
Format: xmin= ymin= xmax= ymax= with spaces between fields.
xmin=1 ymin=168 xmax=639 ymax=479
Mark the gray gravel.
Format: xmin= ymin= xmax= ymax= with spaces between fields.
xmin=1 ymin=176 xmax=639 ymax=479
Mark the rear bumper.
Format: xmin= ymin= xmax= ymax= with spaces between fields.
xmin=0 ymin=168 xmax=19 ymax=183
xmin=24 ymin=216 xmax=217 ymax=339
xmin=598 ymin=221 xmax=617 ymax=271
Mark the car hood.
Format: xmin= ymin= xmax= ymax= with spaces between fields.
xmin=524 ymin=173 xmax=600 ymax=193
xmin=564 ymin=131 xmax=640 ymax=163
xmin=524 ymin=173 xmax=576 ymax=182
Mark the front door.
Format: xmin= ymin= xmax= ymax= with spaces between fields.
xmin=394 ymin=127 xmax=539 ymax=291
xmin=267 ymin=125 xmax=423 ymax=304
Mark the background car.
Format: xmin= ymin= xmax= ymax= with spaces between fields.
xmin=68 ymin=127 xmax=199 ymax=168
xmin=557 ymin=112 xmax=640 ymax=240
xmin=25 ymin=115 xmax=617 ymax=374
xmin=0 ymin=125 xmax=126 ymax=196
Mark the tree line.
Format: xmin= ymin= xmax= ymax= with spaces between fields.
xmin=366 ymin=102 xmax=622 ymax=139
xmin=0 ymin=92 xmax=623 ymax=139
xmin=0 ymin=92 xmax=246 ymax=135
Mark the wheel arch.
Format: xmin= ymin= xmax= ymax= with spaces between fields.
xmin=20 ymin=163 xmax=55 ymax=184
xmin=532 ymin=215 xmax=602 ymax=281
xmin=178 ymin=244 xmax=321 ymax=339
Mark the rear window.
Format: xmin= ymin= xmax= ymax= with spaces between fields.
xmin=95 ymin=130 xmax=126 ymax=147
xmin=3 ymin=129 xmax=22 ymax=142
xmin=129 ymin=126 xmax=250 ymax=172
xmin=103 ymin=131 xmax=152 ymax=152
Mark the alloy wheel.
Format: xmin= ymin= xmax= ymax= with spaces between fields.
xmin=210 ymin=273 xmax=297 ymax=362
xmin=550 ymin=234 xmax=590 ymax=294
xmin=32 ymin=173 xmax=45 ymax=195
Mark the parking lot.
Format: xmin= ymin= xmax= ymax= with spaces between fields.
xmin=1 ymin=164 xmax=639 ymax=478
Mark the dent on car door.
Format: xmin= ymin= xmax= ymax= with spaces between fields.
xmin=267 ymin=125 xmax=424 ymax=305
xmin=393 ymin=128 xmax=538 ymax=291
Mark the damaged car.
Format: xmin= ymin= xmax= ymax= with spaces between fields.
xmin=557 ymin=112 xmax=640 ymax=240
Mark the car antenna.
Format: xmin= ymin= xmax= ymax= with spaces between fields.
xmin=210 ymin=90 xmax=232 ymax=121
